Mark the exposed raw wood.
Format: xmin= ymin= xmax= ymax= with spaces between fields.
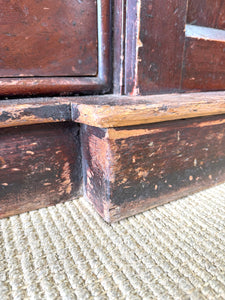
xmin=81 ymin=114 xmax=225 ymax=222
xmin=0 ymin=98 xmax=70 ymax=128
xmin=124 ymin=0 xmax=142 ymax=95
xmin=2 ymin=92 xmax=225 ymax=129
xmin=1 ymin=0 xmax=225 ymax=224
xmin=0 ymin=122 xmax=82 ymax=218
xmin=113 ymin=0 xmax=125 ymax=94
xmin=71 ymin=92 xmax=225 ymax=127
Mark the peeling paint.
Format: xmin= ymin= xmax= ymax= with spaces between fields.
xmin=26 ymin=151 xmax=34 ymax=155
xmin=59 ymin=162 xmax=72 ymax=195
xmin=194 ymin=158 xmax=197 ymax=166
xmin=131 ymin=0 xmax=143 ymax=96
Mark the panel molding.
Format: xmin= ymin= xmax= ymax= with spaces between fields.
xmin=0 ymin=0 xmax=112 ymax=98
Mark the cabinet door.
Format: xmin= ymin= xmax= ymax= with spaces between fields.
xmin=0 ymin=0 xmax=111 ymax=97
xmin=124 ymin=0 xmax=225 ymax=95
xmin=182 ymin=0 xmax=225 ymax=90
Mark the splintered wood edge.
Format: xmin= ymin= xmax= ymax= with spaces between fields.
xmin=1 ymin=91 xmax=225 ymax=128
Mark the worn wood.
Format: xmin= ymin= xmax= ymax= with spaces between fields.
xmin=0 ymin=98 xmax=70 ymax=128
xmin=182 ymin=25 xmax=225 ymax=91
xmin=113 ymin=0 xmax=125 ymax=94
xmin=124 ymin=0 xmax=141 ymax=95
xmin=71 ymin=92 xmax=225 ymax=127
xmin=0 ymin=0 xmax=111 ymax=97
xmin=0 ymin=0 xmax=97 ymax=77
xmin=2 ymin=92 xmax=225 ymax=129
xmin=0 ymin=122 xmax=82 ymax=218
xmin=187 ymin=0 xmax=225 ymax=29
xmin=123 ymin=0 xmax=225 ymax=94
xmin=124 ymin=0 xmax=188 ymax=94
xmin=81 ymin=114 xmax=225 ymax=222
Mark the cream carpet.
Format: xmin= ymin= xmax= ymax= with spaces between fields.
xmin=0 ymin=184 xmax=225 ymax=300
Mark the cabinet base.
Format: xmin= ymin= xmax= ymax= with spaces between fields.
xmin=2 ymin=95 xmax=225 ymax=222
xmin=0 ymin=122 xmax=82 ymax=218
xmin=81 ymin=115 xmax=225 ymax=222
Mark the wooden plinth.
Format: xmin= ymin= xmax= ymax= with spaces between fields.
xmin=0 ymin=122 xmax=82 ymax=218
xmin=1 ymin=92 xmax=225 ymax=221
xmin=81 ymin=115 xmax=225 ymax=222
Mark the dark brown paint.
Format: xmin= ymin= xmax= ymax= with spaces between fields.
xmin=81 ymin=115 xmax=225 ymax=222
xmin=0 ymin=0 xmax=97 ymax=77
xmin=123 ymin=0 xmax=225 ymax=94
xmin=0 ymin=122 xmax=82 ymax=218
xmin=187 ymin=0 xmax=225 ymax=29
xmin=182 ymin=34 xmax=225 ymax=90
xmin=0 ymin=0 xmax=111 ymax=97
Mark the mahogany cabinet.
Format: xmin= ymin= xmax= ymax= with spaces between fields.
xmin=1 ymin=0 xmax=225 ymax=222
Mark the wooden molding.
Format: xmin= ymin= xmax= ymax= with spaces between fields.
xmin=0 ymin=98 xmax=71 ymax=128
xmin=1 ymin=91 xmax=225 ymax=129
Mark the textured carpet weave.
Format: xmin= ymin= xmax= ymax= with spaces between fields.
xmin=0 ymin=184 xmax=225 ymax=300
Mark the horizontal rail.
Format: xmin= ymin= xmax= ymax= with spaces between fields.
xmin=1 ymin=91 xmax=225 ymax=128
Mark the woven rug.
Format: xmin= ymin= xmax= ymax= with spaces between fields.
xmin=0 ymin=184 xmax=225 ymax=300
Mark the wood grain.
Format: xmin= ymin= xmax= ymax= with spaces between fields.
xmin=81 ymin=115 xmax=225 ymax=222
xmin=0 ymin=98 xmax=70 ymax=128
xmin=0 ymin=0 xmax=111 ymax=97
xmin=71 ymin=92 xmax=225 ymax=127
xmin=123 ymin=0 xmax=225 ymax=94
xmin=182 ymin=25 xmax=225 ymax=91
xmin=0 ymin=0 xmax=97 ymax=77
xmin=124 ymin=0 xmax=141 ymax=95
xmin=2 ymin=92 xmax=225 ymax=129
xmin=0 ymin=122 xmax=82 ymax=218
xmin=187 ymin=0 xmax=225 ymax=29
xmin=124 ymin=0 xmax=188 ymax=94
xmin=113 ymin=0 xmax=125 ymax=94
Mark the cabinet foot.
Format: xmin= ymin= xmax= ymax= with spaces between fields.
xmin=81 ymin=115 xmax=225 ymax=222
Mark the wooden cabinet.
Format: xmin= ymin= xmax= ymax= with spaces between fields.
xmin=1 ymin=0 xmax=225 ymax=222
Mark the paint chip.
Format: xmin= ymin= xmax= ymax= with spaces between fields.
xmin=26 ymin=151 xmax=34 ymax=155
